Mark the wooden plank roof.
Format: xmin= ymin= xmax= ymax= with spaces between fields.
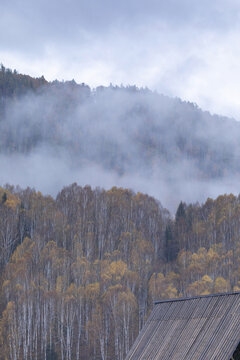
xmin=126 ymin=292 xmax=240 ymax=360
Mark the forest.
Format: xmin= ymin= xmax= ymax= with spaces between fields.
xmin=0 ymin=184 xmax=240 ymax=359
xmin=1 ymin=66 xmax=240 ymax=359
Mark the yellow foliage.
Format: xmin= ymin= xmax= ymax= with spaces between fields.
xmin=11 ymin=237 xmax=35 ymax=263
xmin=2 ymin=301 xmax=16 ymax=322
xmin=109 ymin=260 xmax=127 ymax=278
xmin=187 ymin=275 xmax=213 ymax=296
xmin=214 ymin=277 xmax=229 ymax=293
xmin=2 ymin=280 xmax=10 ymax=290
xmin=66 ymin=283 xmax=76 ymax=295
xmin=56 ymin=276 xmax=63 ymax=293
xmin=202 ymin=275 xmax=213 ymax=285
xmin=149 ymin=272 xmax=178 ymax=300
xmin=15 ymin=283 xmax=23 ymax=292
xmin=206 ymin=247 xmax=220 ymax=264
xmin=0 ymin=187 xmax=20 ymax=209
xmin=65 ymin=283 xmax=77 ymax=303
xmin=102 ymin=284 xmax=124 ymax=304
xmin=85 ymin=282 xmax=100 ymax=300
xmin=165 ymin=285 xmax=178 ymax=299
xmin=177 ymin=250 xmax=192 ymax=270
xmin=200 ymin=290 xmax=211 ymax=295
xmin=117 ymin=289 xmax=137 ymax=311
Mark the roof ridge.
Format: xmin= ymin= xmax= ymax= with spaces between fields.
xmin=154 ymin=291 xmax=240 ymax=305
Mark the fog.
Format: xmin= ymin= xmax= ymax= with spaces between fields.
xmin=1 ymin=83 xmax=240 ymax=212
xmin=2 ymin=0 xmax=240 ymax=120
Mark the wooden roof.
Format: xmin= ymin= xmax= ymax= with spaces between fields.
xmin=126 ymin=292 xmax=240 ymax=360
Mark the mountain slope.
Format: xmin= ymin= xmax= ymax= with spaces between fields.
xmin=0 ymin=65 xmax=239 ymax=209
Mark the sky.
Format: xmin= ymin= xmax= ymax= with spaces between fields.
xmin=1 ymin=0 xmax=240 ymax=119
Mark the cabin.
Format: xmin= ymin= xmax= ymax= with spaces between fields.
xmin=126 ymin=292 xmax=240 ymax=360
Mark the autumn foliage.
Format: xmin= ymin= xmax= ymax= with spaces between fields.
xmin=0 ymin=185 xmax=239 ymax=359
xmin=1 ymin=63 xmax=240 ymax=360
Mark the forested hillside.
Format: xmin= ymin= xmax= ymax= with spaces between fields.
xmin=0 ymin=64 xmax=47 ymax=99
xmin=1 ymin=66 xmax=240 ymax=209
xmin=1 ymin=66 xmax=240 ymax=359
xmin=1 ymin=64 xmax=239 ymax=180
xmin=0 ymin=184 xmax=240 ymax=359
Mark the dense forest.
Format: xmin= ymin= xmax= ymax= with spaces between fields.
xmin=0 ymin=184 xmax=240 ymax=359
xmin=1 ymin=66 xmax=240 ymax=359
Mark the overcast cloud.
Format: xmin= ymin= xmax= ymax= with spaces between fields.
xmin=1 ymin=0 xmax=240 ymax=119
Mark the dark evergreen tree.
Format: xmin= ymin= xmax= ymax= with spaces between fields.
xmin=175 ymin=201 xmax=186 ymax=221
xmin=165 ymin=221 xmax=178 ymax=261
xmin=1 ymin=192 xmax=7 ymax=204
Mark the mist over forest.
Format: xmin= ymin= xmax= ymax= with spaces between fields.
xmin=2 ymin=0 xmax=240 ymax=358
xmin=1 ymin=65 xmax=240 ymax=211
xmin=2 ymin=66 xmax=240 ymax=360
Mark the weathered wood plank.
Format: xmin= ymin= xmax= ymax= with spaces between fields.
xmin=126 ymin=292 xmax=240 ymax=360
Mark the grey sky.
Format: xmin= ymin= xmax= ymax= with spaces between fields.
xmin=1 ymin=0 xmax=240 ymax=118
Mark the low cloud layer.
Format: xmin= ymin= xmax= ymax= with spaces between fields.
xmin=1 ymin=151 xmax=240 ymax=213
xmin=1 ymin=1 xmax=240 ymax=119
xmin=1 ymin=85 xmax=240 ymax=212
